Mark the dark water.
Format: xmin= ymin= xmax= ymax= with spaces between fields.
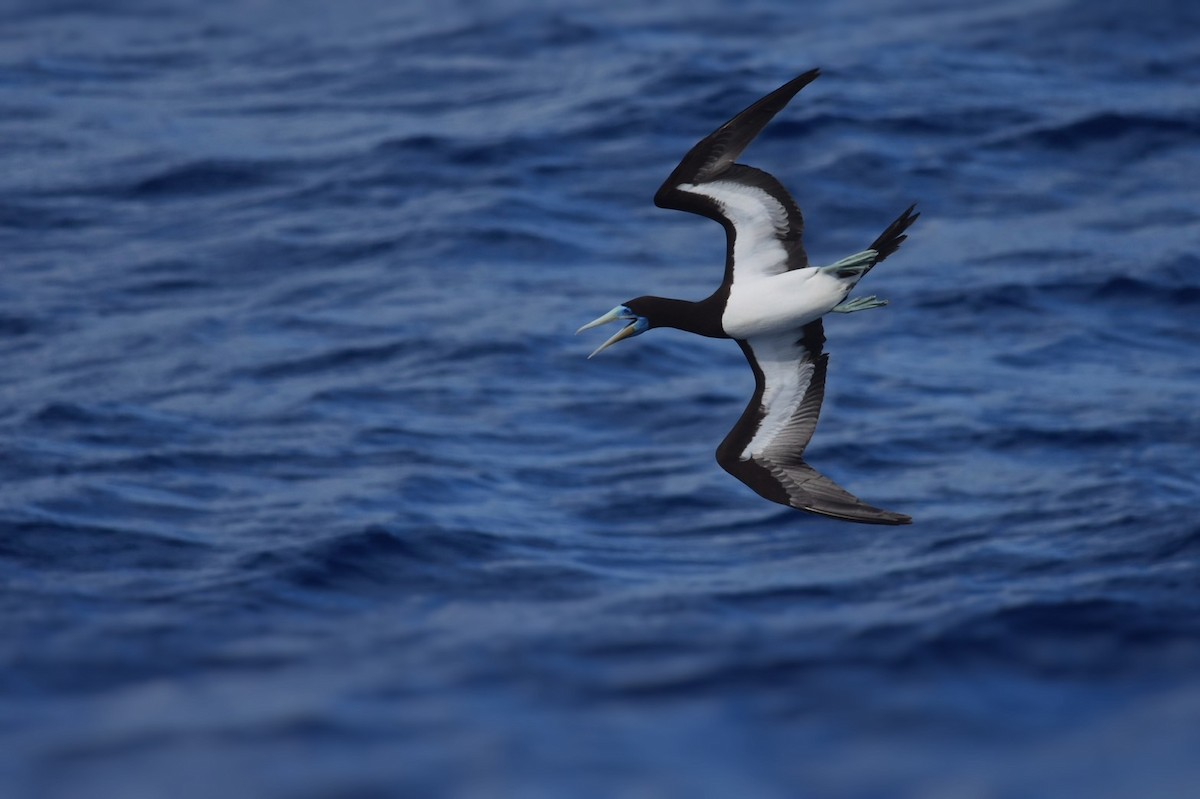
xmin=3 ymin=0 xmax=1200 ymax=796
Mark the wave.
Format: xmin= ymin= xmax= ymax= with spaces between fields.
xmin=989 ymin=112 xmax=1200 ymax=155
xmin=0 ymin=516 xmax=212 ymax=573
xmin=127 ymin=160 xmax=275 ymax=198
xmin=243 ymin=523 xmax=601 ymax=602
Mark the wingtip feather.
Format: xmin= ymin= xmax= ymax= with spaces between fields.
xmin=803 ymin=504 xmax=913 ymax=525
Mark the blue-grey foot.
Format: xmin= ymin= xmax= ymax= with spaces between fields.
xmin=831 ymin=295 xmax=888 ymax=313
xmin=821 ymin=249 xmax=878 ymax=279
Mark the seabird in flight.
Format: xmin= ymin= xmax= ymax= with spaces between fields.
xmin=577 ymin=69 xmax=917 ymax=525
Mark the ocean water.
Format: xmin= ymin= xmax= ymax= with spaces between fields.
xmin=2 ymin=0 xmax=1200 ymax=797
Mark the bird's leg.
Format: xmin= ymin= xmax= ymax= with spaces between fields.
xmin=832 ymin=295 xmax=888 ymax=313
xmin=820 ymin=250 xmax=878 ymax=279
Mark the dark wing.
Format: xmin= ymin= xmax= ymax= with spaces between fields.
xmin=715 ymin=322 xmax=911 ymax=525
xmin=654 ymin=70 xmax=821 ymax=287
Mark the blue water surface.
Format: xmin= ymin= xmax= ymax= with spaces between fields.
xmin=3 ymin=0 xmax=1200 ymax=797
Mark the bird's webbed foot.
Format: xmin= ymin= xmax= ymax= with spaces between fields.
xmin=821 ymin=250 xmax=878 ymax=279
xmin=831 ymin=295 xmax=888 ymax=313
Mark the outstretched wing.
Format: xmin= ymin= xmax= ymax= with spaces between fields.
xmin=654 ymin=70 xmax=821 ymax=288
xmin=715 ymin=322 xmax=911 ymax=525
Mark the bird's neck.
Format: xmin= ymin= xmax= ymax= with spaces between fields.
xmin=645 ymin=294 xmax=727 ymax=338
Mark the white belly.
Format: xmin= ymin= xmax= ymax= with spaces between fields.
xmin=721 ymin=268 xmax=849 ymax=339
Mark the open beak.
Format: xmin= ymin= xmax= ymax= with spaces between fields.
xmin=576 ymin=306 xmax=643 ymax=358
xmin=576 ymin=306 xmax=626 ymax=334
xmin=585 ymin=323 xmax=640 ymax=358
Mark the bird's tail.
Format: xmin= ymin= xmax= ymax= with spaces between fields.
xmin=866 ymin=203 xmax=919 ymax=267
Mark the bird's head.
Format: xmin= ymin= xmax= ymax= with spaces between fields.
xmin=576 ymin=298 xmax=653 ymax=358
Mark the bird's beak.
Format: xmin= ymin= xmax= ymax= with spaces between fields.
xmin=577 ymin=306 xmax=643 ymax=358
xmin=576 ymin=306 xmax=626 ymax=334
xmin=586 ymin=323 xmax=640 ymax=359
